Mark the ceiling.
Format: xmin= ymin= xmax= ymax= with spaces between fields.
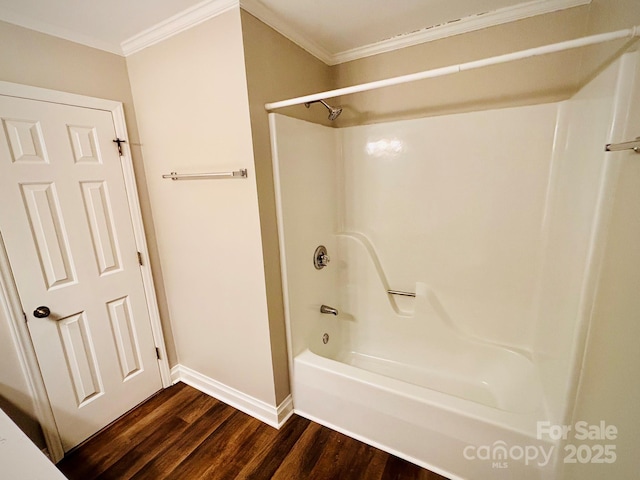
xmin=0 ymin=0 xmax=590 ymax=63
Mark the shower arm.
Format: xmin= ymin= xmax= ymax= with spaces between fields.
xmin=304 ymin=99 xmax=342 ymax=120
xmin=305 ymin=99 xmax=331 ymax=109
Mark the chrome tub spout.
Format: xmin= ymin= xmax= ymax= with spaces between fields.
xmin=320 ymin=305 xmax=338 ymax=316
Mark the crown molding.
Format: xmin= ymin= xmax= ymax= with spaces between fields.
xmin=244 ymin=0 xmax=591 ymax=66
xmin=121 ymin=0 xmax=239 ymax=56
xmin=0 ymin=0 xmax=591 ymax=61
xmin=240 ymin=0 xmax=333 ymax=64
xmin=333 ymin=0 xmax=591 ymax=64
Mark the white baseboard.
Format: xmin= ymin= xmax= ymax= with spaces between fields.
xmin=170 ymin=364 xmax=293 ymax=428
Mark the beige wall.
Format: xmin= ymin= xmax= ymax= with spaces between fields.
xmin=0 ymin=20 xmax=175 ymax=446
xmin=0 ymin=21 xmax=133 ymax=106
xmin=331 ymin=6 xmax=590 ymax=125
xmin=580 ymin=0 xmax=640 ymax=80
xmin=127 ymin=8 xmax=281 ymax=406
xmin=329 ymin=1 xmax=640 ymax=127
xmin=586 ymin=0 xmax=640 ymax=34
xmin=240 ymin=10 xmax=334 ymax=402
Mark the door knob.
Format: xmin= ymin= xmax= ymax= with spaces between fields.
xmin=33 ymin=306 xmax=51 ymax=318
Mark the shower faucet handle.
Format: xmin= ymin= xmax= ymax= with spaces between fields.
xmin=314 ymin=245 xmax=330 ymax=269
xmin=319 ymin=252 xmax=330 ymax=266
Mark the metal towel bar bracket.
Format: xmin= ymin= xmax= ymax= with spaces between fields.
xmin=605 ymin=137 xmax=640 ymax=153
xmin=162 ymin=169 xmax=248 ymax=180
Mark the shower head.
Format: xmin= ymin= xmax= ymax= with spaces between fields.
xmin=304 ymin=99 xmax=343 ymax=121
xmin=327 ymin=105 xmax=343 ymax=121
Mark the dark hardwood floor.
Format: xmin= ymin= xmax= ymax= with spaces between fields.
xmin=56 ymin=382 xmax=448 ymax=480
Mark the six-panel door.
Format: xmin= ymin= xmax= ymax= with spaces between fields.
xmin=0 ymin=95 xmax=162 ymax=451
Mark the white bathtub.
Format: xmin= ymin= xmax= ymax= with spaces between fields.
xmin=275 ymin=215 xmax=561 ymax=478
xmin=291 ymin=234 xmax=557 ymax=479
xmin=320 ymin=327 xmax=543 ymax=415
xmin=293 ymin=346 xmax=556 ymax=480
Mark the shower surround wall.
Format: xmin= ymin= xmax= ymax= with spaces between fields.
xmin=271 ymin=51 xmax=638 ymax=479
xmin=340 ymin=104 xmax=557 ymax=349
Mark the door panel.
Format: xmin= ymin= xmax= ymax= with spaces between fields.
xmin=20 ymin=182 xmax=76 ymax=289
xmin=0 ymin=95 xmax=162 ymax=451
xmin=80 ymin=181 xmax=122 ymax=275
xmin=4 ymin=118 xmax=49 ymax=164
xmin=57 ymin=311 xmax=102 ymax=406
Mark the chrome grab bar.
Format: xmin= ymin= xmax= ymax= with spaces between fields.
xmin=605 ymin=137 xmax=640 ymax=153
xmin=387 ymin=290 xmax=416 ymax=297
xmin=162 ymin=169 xmax=248 ymax=180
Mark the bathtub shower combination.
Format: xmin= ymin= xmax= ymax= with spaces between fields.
xmin=269 ymin=47 xmax=640 ymax=480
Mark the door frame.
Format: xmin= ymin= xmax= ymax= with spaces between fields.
xmin=0 ymin=81 xmax=171 ymax=462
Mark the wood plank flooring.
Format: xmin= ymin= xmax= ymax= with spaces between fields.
xmin=56 ymin=382 xmax=449 ymax=480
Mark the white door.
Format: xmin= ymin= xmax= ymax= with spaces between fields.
xmin=0 ymin=95 xmax=162 ymax=452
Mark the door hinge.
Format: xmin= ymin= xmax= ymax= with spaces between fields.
xmin=23 ymin=311 xmax=27 ymax=323
xmin=137 ymin=251 xmax=143 ymax=266
xmin=155 ymin=347 xmax=161 ymax=360
xmin=113 ymin=138 xmax=127 ymax=157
